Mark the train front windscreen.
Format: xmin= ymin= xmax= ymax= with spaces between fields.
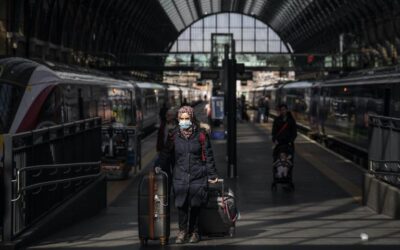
xmin=0 ymin=82 xmax=25 ymax=133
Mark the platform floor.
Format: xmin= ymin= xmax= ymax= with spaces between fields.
xmin=27 ymin=111 xmax=400 ymax=249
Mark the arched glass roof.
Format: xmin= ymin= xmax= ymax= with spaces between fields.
xmin=169 ymin=13 xmax=289 ymax=53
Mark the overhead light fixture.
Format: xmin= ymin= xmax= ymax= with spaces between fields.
xmin=204 ymin=12 xmax=208 ymax=15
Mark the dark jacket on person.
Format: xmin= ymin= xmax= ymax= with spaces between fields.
xmin=159 ymin=127 xmax=217 ymax=208
xmin=272 ymin=112 xmax=297 ymax=145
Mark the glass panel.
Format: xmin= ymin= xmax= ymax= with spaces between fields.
xmin=280 ymin=42 xmax=288 ymax=52
xmin=191 ymin=19 xmax=203 ymax=29
xmin=204 ymin=28 xmax=215 ymax=39
xmin=230 ymin=13 xmax=242 ymax=27
xmin=204 ymin=15 xmax=216 ymax=26
xmin=178 ymin=40 xmax=190 ymax=51
xmin=191 ymin=40 xmax=203 ymax=52
xmin=217 ymin=13 xmax=229 ymax=27
xmin=191 ymin=27 xmax=203 ymax=40
xmin=256 ymin=28 xmax=267 ymax=40
xmin=243 ymin=28 xmax=255 ymax=40
xmin=170 ymin=42 xmax=177 ymax=52
xmin=231 ymin=28 xmax=242 ymax=40
xmin=204 ymin=41 xmax=211 ymax=51
xmin=217 ymin=27 xmax=229 ymax=33
xmin=243 ymin=15 xmax=254 ymax=27
xmin=269 ymin=29 xmax=280 ymax=40
xmin=235 ymin=40 xmax=242 ymax=53
xmin=180 ymin=29 xmax=191 ymax=40
xmin=255 ymin=19 xmax=265 ymax=28
xmin=268 ymin=40 xmax=281 ymax=52
xmin=256 ymin=41 xmax=267 ymax=52
xmin=243 ymin=41 xmax=254 ymax=52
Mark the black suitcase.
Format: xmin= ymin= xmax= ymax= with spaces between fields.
xmin=138 ymin=170 xmax=170 ymax=245
xmin=198 ymin=179 xmax=237 ymax=237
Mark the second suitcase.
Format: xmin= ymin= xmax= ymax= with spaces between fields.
xmin=198 ymin=179 xmax=238 ymax=237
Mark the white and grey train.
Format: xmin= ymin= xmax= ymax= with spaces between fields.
xmin=249 ymin=69 xmax=400 ymax=166
xmin=0 ymin=57 xmax=203 ymax=178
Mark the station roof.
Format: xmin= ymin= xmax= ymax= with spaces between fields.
xmin=25 ymin=0 xmax=399 ymax=59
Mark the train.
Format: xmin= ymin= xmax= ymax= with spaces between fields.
xmin=0 ymin=57 xmax=203 ymax=178
xmin=249 ymin=68 xmax=400 ymax=166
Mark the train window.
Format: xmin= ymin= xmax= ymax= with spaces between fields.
xmin=0 ymin=82 xmax=24 ymax=133
xmin=37 ymin=87 xmax=63 ymax=127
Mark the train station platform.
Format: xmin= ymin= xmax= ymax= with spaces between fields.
xmin=27 ymin=115 xmax=400 ymax=249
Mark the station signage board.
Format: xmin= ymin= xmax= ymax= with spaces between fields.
xmin=236 ymin=71 xmax=253 ymax=80
xmin=200 ymin=71 xmax=219 ymax=80
xmin=211 ymin=96 xmax=224 ymax=120
xmin=201 ymin=70 xmax=252 ymax=81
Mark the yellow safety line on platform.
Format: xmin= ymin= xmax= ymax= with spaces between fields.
xmin=107 ymin=149 xmax=157 ymax=205
xmin=258 ymin=123 xmax=362 ymax=203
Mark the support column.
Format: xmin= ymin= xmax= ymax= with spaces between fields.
xmin=223 ymin=44 xmax=237 ymax=178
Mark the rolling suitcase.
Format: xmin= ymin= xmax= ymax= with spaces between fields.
xmin=138 ymin=170 xmax=170 ymax=245
xmin=198 ymin=179 xmax=238 ymax=237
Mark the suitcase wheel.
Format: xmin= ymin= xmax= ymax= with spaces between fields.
xmin=140 ymin=237 xmax=148 ymax=246
xmin=229 ymin=227 xmax=236 ymax=237
xmin=160 ymin=237 xmax=169 ymax=246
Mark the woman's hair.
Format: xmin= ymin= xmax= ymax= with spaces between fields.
xmin=178 ymin=105 xmax=194 ymax=119
xmin=177 ymin=105 xmax=199 ymax=127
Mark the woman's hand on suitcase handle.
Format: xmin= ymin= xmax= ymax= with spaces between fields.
xmin=154 ymin=166 xmax=162 ymax=174
xmin=208 ymin=177 xmax=219 ymax=183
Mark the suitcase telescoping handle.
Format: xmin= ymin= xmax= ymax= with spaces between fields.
xmin=154 ymin=168 xmax=169 ymax=207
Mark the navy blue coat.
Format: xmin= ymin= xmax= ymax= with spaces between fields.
xmin=159 ymin=127 xmax=218 ymax=208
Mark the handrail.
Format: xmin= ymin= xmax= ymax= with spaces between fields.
xmin=18 ymin=173 xmax=102 ymax=193
xmin=17 ymin=161 xmax=101 ymax=172
xmin=368 ymin=159 xmax=400 ymax=187
xmin=2 ymin=117 xmax=103 ymax=242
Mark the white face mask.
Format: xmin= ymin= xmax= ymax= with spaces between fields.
xmin=179 ymin=120 xmax=192 ymax=129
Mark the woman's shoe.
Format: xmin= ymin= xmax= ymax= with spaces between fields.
xmin=175 ymin=230 xmax=187 ymax=244
xmin=189 ymin=233 xmax=200 ymax=243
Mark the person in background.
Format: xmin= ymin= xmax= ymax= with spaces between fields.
xmin=159 ymin=102 xmax=168 ymax=124
xmin=158 ymin=106 xmax=218 ymax=244
xmin=204 ymin=101 xmax=211 ymax=125
xmin=182 ymin=98 xmax=189 ymax=107
xmin=240 ymin=94 xmax=248 ymax=121
xmin=264 ymin=96 xmax=270 ymax=123
xmin=272 ymin=104 xmax=297 ymax=161
xmin=257 ymin=96 xmax=266 ymax=123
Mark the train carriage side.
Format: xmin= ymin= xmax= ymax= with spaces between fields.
xmin=54 ymin=72 xmax=138 ymax=179
xmin=264 ymin=84 xmax=279 ymax=112
xmin=180 ymin=86 xmax=190 ymax=106
xmin=134 ymin=82 xmax=165 ymax=131
xmin=280 ymin=81 xmax=314 ymax=129
xmin=167 ymin=84 xmax=182 ymax=110
xmin=317 ymin=73 xmax=400 ymax=152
